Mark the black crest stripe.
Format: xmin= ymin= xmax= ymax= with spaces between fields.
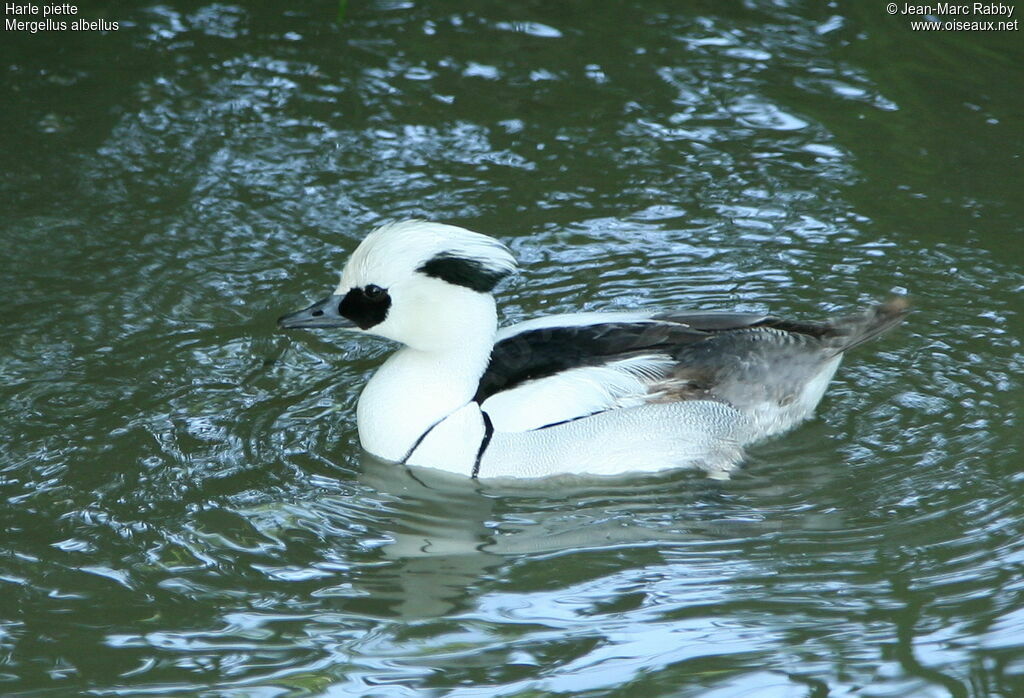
xmin=417 ymin=253 xmax=509 ymax=293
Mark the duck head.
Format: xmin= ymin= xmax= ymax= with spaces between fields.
xmin=278 ymin=220 xmax=517 ymax=351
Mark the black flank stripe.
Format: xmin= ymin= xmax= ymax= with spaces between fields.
xmin=472 ymin=411 xmax=494 ymax=479
xmin=401 ymin=415 xmax=448 ymax=464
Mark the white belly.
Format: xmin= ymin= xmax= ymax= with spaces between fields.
xmin=479 ymin=401 xmax=753 ymax=479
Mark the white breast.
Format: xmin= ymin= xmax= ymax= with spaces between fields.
xmin=356 ymin=342 xmax=490 ymax=463
xmin=405 ymin=402 xmax=486 ymax=475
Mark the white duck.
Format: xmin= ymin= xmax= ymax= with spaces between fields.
xmin=279 ymin=220 xmax=906 ymax=479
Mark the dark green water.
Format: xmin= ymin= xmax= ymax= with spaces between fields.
xmin=3 ymin=1 xmax=1023 ymax=695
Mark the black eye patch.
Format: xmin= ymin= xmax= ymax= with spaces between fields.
xmin=339 ymin=285 xmax=392 ymax=330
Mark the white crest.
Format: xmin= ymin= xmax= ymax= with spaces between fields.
xmin=329 ymin=220 xmax=516 ymax=351
xmin=335 ymin=220 xmax=516 ymax=294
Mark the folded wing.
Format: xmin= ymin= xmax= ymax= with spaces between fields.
xmin=476 ymin=311 xmax=774 ymax=431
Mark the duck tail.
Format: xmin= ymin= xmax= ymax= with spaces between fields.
xmin=827 ymin=296 xmax=910 ymax=357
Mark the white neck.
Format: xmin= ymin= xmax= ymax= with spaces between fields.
xmin=355 ymin=296 xmax=497 ymax=462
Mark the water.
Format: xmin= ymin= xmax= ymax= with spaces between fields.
xmin=2 ymin=1 xmax=1023 ymax=695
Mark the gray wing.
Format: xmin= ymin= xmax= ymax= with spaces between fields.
xmin=653 ymin=300 xmax=909 ymax=414
xmin=476 ymin=301 xmax=907 ymax=434
xmin=474 ymin=311 xmax=777 ymax=405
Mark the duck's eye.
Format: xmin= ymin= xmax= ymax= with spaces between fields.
xmin=364 ymin=284 xmax=386 ymax=300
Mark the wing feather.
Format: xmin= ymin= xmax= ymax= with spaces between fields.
xmin=476 ymin=311 xmax=777 ymax=405
xmin=476 ymin=311 xmax=780 ymax=431
xmin=476 ymin=303 xmax=905 ymax=435
xmin=481 ymin=354 xmax=676 ymax=432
